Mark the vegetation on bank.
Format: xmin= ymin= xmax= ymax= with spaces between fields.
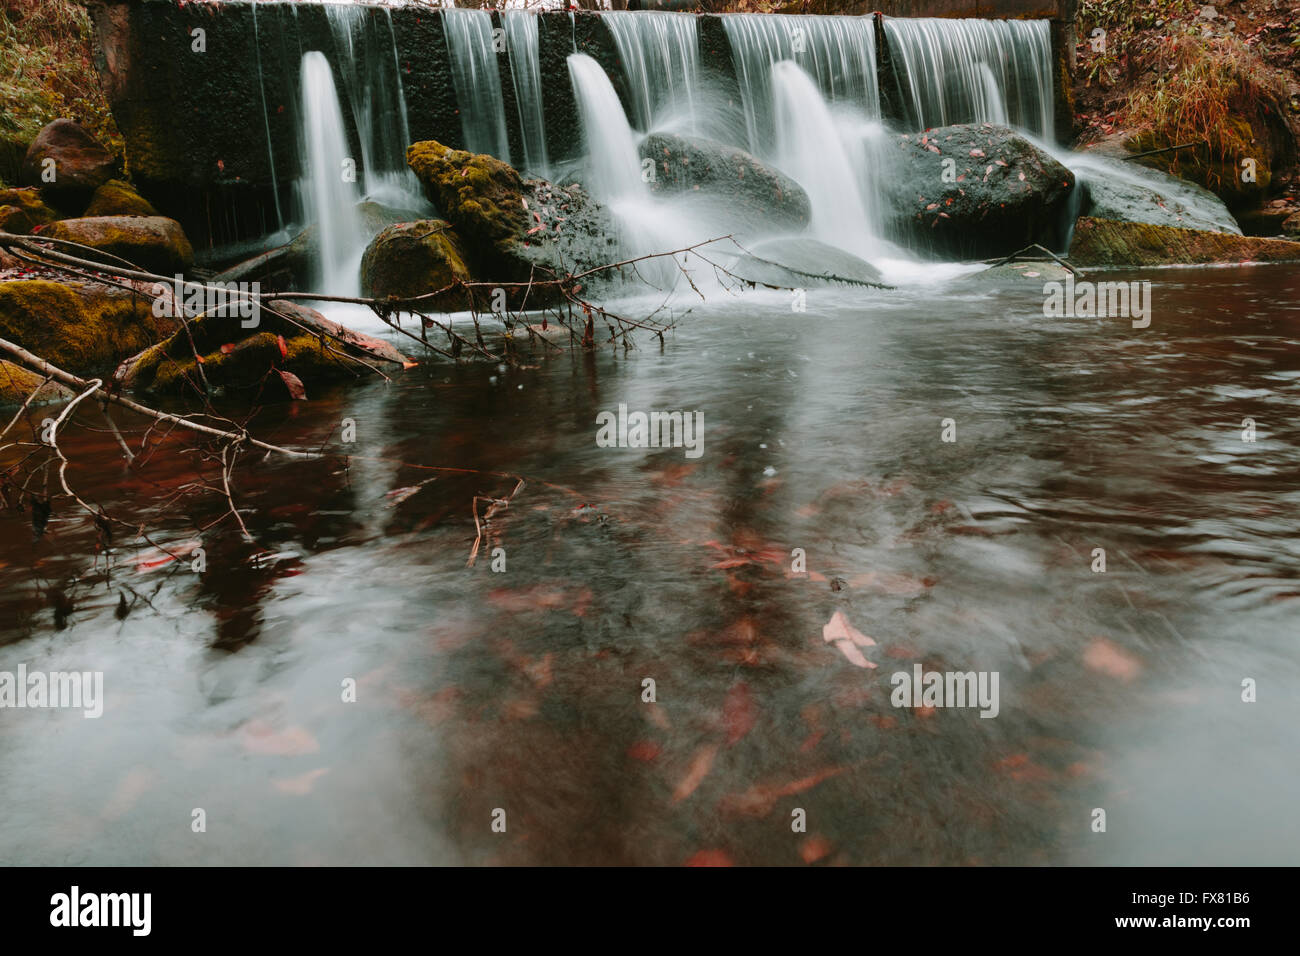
xmin=0 ymin=0 xmax=120 ymax=184
xmin=1074 ymin=0 xmax=1298 ymax=204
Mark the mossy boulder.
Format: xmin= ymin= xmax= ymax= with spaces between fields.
xmin=407 ymin=141 xmax=529 ymax=249
xmin=0 ymin=278 xmax=176 ymax=374
xmin=20 ymin=120 xmax=118 ymax=209
xmin=406 ymin=141 xmax=618 ymax=305
xmin=38 ymin=216 xmax=194 ymax=275
xmin=84 ymin=179 xmax=158 ymax=218
xmin=360 ymin=220 xmax=472 ymax=309
xmin=882 ymin=123 xmax=1076 ymax=259
xmin=638 ymin=132 xmax=811 ymax=232
xmin=0 ymin=360 xmax=74 ymax=406
xmin=117 ymin=298 xmax=413 ymax=400
xmin=1068 ymin=217 xmax=1300 ymax=267
xmin=0 ymin=187 xmax=59 ymax=235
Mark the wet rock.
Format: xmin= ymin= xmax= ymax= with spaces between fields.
xmin=637 ymin=132 xmax=811 ymax=231
xmin=1069 ymin=217 xmax=1300 ymax=266
xmin=1282 ymin=210 xmax=1300 ymax=237
xmin=0 ymin=360 xmax=74 ymax=406
xmin=38 ymin=216 xmax=194 ymax=275
xmin=20 ymin=120 xmax=118 ymax=209
xmin=0 ymin=278 xmax=176 ymax=375
xmin=0 ymin=187 xmax=59 ymax=235
xmin=406 ymin=140 xmax=618 ymax=304
xmin=357 ymin=200 xmax=426 ymax=238
xmin=882 ymin=123 xmax=1076 ymax=259
xmin=117 ymin=298 xmax=413 ymax=399
xmin=83 ymin=179 xmax=158 ymax=218
xmin=360 ymin=220 xmax=472 ymax=310
xmin=1074 ymin=156 xmax=1241 ymax=234
xmin=729 ymin=237 xmax=887 ymax=289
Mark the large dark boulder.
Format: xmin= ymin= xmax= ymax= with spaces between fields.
xmin=882 ymin=123 xmax=1076 ymax=260
xmin=637 ymin=132 xmax=811 ymax=232
xmin=20 ymin=120 xmax=118 ymax=210
xmin=360 ymin=220 xmax=473 ymax=310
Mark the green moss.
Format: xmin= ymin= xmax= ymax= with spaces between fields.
xmin=125 ymin=311 xmax=385 ymax=399
xmin=39 ymin=216 xmax=194 ymax=274
xmin=359 ymin=219 xmax=472 ymax=308
xmin=0 ymin=357 xmax=72 ymax=405
xmin=406 ymin=140 xmax=528 ymax=247
xmin=1069 ymin=217 xmax=1300 ymax=267
xmin=0 ymin=278 xmax=169 ymax=374
xmin=84 ymin=179 xmax=157 ymax=218
xmin=0 ymin=186 xmax=57 ymax=233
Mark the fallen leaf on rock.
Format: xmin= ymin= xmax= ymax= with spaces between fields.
xmin=278 ymin=369 xmax=307 ymax=401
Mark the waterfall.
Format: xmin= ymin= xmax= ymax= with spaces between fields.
xmin=724 ymin=13 xmax=879 ymax=157
xmin=567 ymin=52 xmax=645 ymax=206
xmin=883 ymin=18 xmax=1053 ymax=140
xmin=772 ymin=61 xmax=879 ymax=261
xmin=503 ymin=10 xmax=548 ymax=177
xmin=444 ymin=9 xmax=511 ymax=163
xmin=299 ymin=51 xmax=364 ymax=297
xmin=568 ymin=51 xmax=691 ymax=290
xmin=603 ymin=11 xmax=700 ymax=132
xmin=322 ymin=4 xmax=416 ymax=202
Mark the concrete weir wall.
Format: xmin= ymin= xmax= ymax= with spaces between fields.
xmin=84 ymin=0 xmax=1075 ymax=250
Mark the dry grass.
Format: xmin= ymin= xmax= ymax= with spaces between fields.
xmin=1120 ymin=32 xmax=1288 ymax=189
xmin=0 ymin=0 xmax=120 ymax=178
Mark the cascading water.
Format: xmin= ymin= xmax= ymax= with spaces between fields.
xmin=603 ymin=11 xmax=701 ymax=132
xmin=883 ymin=18 xmax=1053 ymax=140
xmin=282 ymin=10 xmax=1065 ymax=303
xmin=444 ymin=9 xmax=511 ymax=163
xmin=771 ymin=61 xmax=878 ymax=261
xmin=298 ymin=51 xmax=364 ymax=297
xmin=503 ymin=10 xmax=549 ymax=177
xmin=566 ymin=52 xmax=645 ymax=206
xmin=724 ymin=14 xmax=879 ymax=157
xmin=323 ymin=4 xmax=417 ymax=202
xmin=567 ymin=52 xmax=690 ymax=290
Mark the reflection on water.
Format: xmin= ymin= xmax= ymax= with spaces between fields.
xmin=1 ymin=266 xmax=1298 ymax=865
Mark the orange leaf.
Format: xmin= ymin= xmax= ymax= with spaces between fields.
xmin=672 ymin=743 xmax=719 ymax=803
xmin=277 ymin=368 xmax=307 ymax=401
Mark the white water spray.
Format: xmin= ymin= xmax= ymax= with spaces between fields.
xmin=299 ymin=51 xmax=364 ymax=296
xmin=772 ymin=61 xmax=878 ymax=261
